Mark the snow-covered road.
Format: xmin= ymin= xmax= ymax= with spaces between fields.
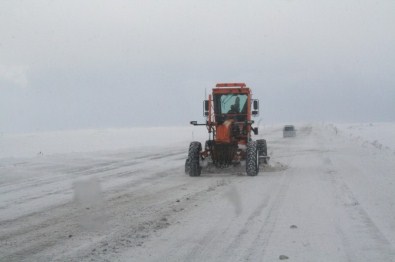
xmin=1 ymin=124 xmax=395 ymax=261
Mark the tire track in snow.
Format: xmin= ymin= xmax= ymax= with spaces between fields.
xmin=1 ymin=157 xmax=241 ymax=261
xmin=0 ymin=149 xmax=186 ymax=221
xmin=326 ymin=166 xmax=395 ymax=260
xmin=0 ymin=148 xmax=190 ymax=261
xmin=180 ymin=159 xmax=294 ymax=261
xmin=182 ymin=187 xmax=271 ymax=261
xmin=0 ymin=149 xmax=185 ymax=195
xmin=0 ymin=164 xmax=183 ymax=240
xmin=243 ymin=161 xmax=294 ymax=261
xmin=319 ymin=126 xmax=395 ymax=260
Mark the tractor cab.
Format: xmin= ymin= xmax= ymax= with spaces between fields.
xmin=204 ymin=83 xmax=259 ymax=122
xmin=203 ymin=83 xmax=259 ymax=144
xmin=213 ymin=93 xmax=248 ymax=122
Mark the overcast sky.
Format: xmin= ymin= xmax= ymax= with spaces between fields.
xmin=1 ymin=0 xmax=394 ymax=132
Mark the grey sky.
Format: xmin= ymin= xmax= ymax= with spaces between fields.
xmin=1 ymin=0 xmax=394 ymax=132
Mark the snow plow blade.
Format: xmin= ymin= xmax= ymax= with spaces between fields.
xmin=259 ymin=155 xmax=270 ymax=162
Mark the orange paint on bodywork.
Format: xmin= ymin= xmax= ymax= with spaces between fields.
xmin=216 ymin=120 xmax=234 ymax=143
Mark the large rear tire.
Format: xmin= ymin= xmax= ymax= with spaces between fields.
xmin=246 ymin=141 xmax=259 ymax=176
xmin=187 ymin=141 xmax=202 ymax=176
xmin=257 ymin=139 xmax=268 ymax=164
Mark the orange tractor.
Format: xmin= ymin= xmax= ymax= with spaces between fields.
xmin=185 ymin=83 xmax=269 ymax=176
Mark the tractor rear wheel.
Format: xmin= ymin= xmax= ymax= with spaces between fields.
xmin=246 ymin=141 xmax=259 ymax=176
xmin=187 ymin=141 xmax=202 ymax=176
xmin=257 ymin=139 xmax=268 ymax=164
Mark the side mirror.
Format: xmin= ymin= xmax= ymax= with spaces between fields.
xmin=203 ymin=100 xmax=209 ymax=116
xmin=253 ymin=127 xmax=259 ymax=135
xmin=253 ymin=100 xmax=259 ymax=110
xmin=252 ymin=99 xmax=259 ymax=116
xmin=190 ymin=121 xmax=197 ymax=125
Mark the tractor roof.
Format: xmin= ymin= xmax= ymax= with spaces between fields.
xmin=213 ymin=83 xmax=251 ymax=95
xmin=216 ymin=83 xmax=246 ymax=88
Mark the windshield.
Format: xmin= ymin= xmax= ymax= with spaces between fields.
xmin=213 ymin=94 xmax=248 ymax=116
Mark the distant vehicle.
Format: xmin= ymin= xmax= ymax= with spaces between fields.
xmin=283 ymin=125 xmax=296 ymax=138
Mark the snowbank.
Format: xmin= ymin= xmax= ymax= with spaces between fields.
xmin=333 ymin=122 xmax=395 ymax=152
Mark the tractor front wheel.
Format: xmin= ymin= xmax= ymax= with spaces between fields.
xmin=187 ymin=141 xmax=202 ymax=176
xmin=185 ymin=159 xmax=190 ymax=174
xmin=246 ymin=141 xmax=259 ymax=176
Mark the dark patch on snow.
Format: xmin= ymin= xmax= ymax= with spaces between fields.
xmin=279 ymin=255 xmax=289 ymax=260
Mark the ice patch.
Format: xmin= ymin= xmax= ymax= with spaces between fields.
xmin=225 ymin=186 xmax=243 ymax=216
xmin=73 ymin=177 xmax=108 ymax=231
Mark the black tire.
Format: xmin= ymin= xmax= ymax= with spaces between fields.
xmin=184 ymin=142 xmax=194 ymax=174
xmin=257 ymin=139 xmax=268 ymax=164
xmin=187 ymin=141 xmax=202 ymax=176
xmin=184 ymin=159 xmax=190 ymax=174
xmin=246 ymin=141 xmax=259 ymax=176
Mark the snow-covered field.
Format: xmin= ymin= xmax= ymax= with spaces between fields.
xmin=0 ymin=123 xmax=395 ymax=261
xmin=0 ymin=126 xmax=206 ymax=159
